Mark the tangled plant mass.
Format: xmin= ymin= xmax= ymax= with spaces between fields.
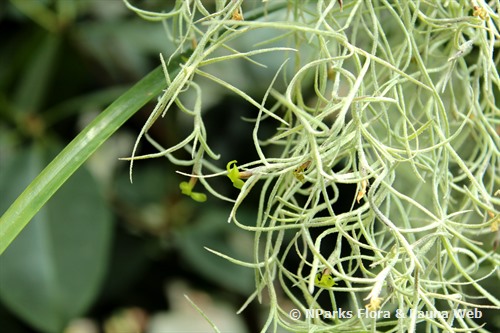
xmin=124 ymin=0 xmax=499 ymax=332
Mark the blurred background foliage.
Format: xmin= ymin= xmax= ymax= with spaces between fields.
xmin=4 ymin=1 xmax=497 ymax=333
xmin=0 ymin=1 xmax=276 ymax=332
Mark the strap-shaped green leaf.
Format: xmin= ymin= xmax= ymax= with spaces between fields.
xmin=0 ymin=52 xmax=188 ymax=254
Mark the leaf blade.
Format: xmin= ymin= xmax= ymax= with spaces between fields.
xmin=0 ymin=53 xmax=186 ymax=254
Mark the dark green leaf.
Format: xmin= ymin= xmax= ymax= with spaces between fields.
xmin=0 ymin=144 xmax=112 ymax=333
xmin=0 ymin=50 xmax=189 ymax=254
xmin=176 ymin=209 xmax=254 ymax=294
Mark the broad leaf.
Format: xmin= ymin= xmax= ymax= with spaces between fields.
xmin=0 ymin=145 xmax=112 ymax=333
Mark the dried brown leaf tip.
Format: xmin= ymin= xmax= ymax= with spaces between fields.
xmin=293 ymin=160 xmax=311 ymax=182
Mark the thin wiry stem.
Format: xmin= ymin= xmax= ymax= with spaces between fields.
xmin=125 ymin=0 xmax=500 ymax=332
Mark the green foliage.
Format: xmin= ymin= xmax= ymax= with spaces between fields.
xmin=0 ymin=146 xmax=112 ymax=333
xmin=176 ymin=208 xmax=255 ymax=294
xmin=122 ymin=0 xmax=500 ymax=332
xmin=1 ymin=0 xmax=499 ymax=332
xmin=0 ymin=1 xmax=191 ymax=331
xmin=0 ymin=65 xmax=172 ymax=255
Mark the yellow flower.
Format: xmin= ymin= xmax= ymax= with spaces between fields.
xmin=365 ymin=297 xmax=383 ymax=311
xmin=179 ymin=180 xmax=207 ymax=202
xmin=293 ymin=160 xmax=310 ymax=182
xmin=473 ymin=6 xmax=488 ymax=20
xmin=357 ymin=179 xmax=368 ymax=203
xmin=314 ymin=271 xmax=336 ymax=288
xmin=232 ymin=7 xmax=243 ymax=21
xmin=488 ymin=211 xmax=498 ymax=232
xmin=226 ymin=160 xmax=245 ymax=189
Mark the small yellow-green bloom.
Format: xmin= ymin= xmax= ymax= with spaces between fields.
xmin=226 ymin=160 xmax=245 ymax=189
xmin=473 ymin=6 xmax=488 ymax=20
xmin=189 ymin=192 xmax=207 ymax=202
xmin=293 ymin=160 xmax=310 ymax=182
xmin=179 ymin=181 xmax=207 ymax=202
xmin=365 ymin=297 xmax=383 ymax=311
xmin=179 ymin=181 xmax=192 ymax=195
xmin=315 ymin=272 xmax=335 ymax=288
